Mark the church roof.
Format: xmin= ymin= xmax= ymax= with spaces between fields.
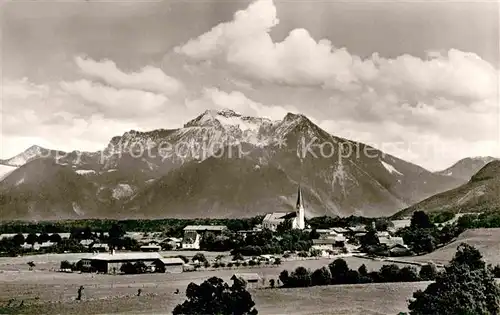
xmin=262 ymin=212 xmax=296 ymax=223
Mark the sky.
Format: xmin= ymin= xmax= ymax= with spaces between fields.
xmin=1 ymin=0 xmax=499 ymax=171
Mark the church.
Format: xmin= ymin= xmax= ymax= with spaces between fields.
xmin=261 ymin=186 xmax=306 ymax=231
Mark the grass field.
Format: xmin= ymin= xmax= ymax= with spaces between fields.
xmin=0 ymin=253 xmax=424 ymax=314
xmin=402 ymin=228 xmax=500 ymax=265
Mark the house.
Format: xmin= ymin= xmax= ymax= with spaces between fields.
xmin=378 ymin=235 xmax=405 ymax=247
xmin=332 ymin=227 xmax=349 ymax=234
xmin=155 ymin=257 xmax=184 ymax=273
xmin=231 ymin=273 xmax=261 ymax=288
xmin=389 ymin=219 xmax=411 ymax=232
xmin=80 ymin=239 xmax=94 ymax=247
xmin=262 ymin=186 xmax=306 ymax=231
xmin=140 ymin=244 xmax=162 ymax=252
xmin=91 ymin=243 xmax=109 ymax=252
xmin=161 ymin=237 xmax=182 ymax=249
xmin=388 ymin=244 xmax=412 ymax=257
xmin=312 ymin=235 xmax=346 ymax=252
xmin=182 ymin=225 xmax=228 ymax=250
xmin=79 ymin=251 xmax=163 ymax=274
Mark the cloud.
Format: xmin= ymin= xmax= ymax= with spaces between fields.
xmin=75 ymin=56 xmax=182 ymax=95
xmin=60 ymin=79 xmax=168 ymax=119
xmin=175 ymin=0 xmax=497 ymax=103
xmin=185 ymin=87 xmax=295 ymax=121
xmin=1 ymin=79 xmax=147 ymax=157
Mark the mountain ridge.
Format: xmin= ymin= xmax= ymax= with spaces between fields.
xmin=0 ymin=109 xmax=465 ymax=220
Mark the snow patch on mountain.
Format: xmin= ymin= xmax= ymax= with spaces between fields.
xmin=76 ymin=169 xmax=96 ymax=175
xmin=4 ymin=145 xmax=46 ymax=166
xmin=72 ymin=202 xmax=84 ymax=216
xmin=0 ymin=164 xmax=17 ymax=181
xmin=112 ymin=184 xmax=134 ymax=200
xmin=381 ymin=160 xmax=403 ymax=176
xmin=16 ymin=177 xmax=25 ymax=186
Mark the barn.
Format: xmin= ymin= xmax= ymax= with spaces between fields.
xmin=155 ymin=257 xmax=184 ymax=273
xmin=79 ymin=252 xmax=163 ymax=274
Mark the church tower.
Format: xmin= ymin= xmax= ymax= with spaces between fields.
xmin=294 ymin=185 xmax=305 ymax=229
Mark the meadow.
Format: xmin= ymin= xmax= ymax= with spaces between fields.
xmin=0 ymin=253 xmax=423 ymax=314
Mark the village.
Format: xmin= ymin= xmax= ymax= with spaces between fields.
xmin=0 ymin=186 xmax=416 ymax=279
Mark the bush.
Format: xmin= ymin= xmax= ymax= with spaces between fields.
xmin=192 ymin=253 xmax=207 ymax=263
xmin=419 ymin=263 xmax=438 ymax=281
xmin=213 ymin=262 xmax=220 ymax=268
xmin=269 ymin=279 xmax=275 ymax=288
xmin=298 ymin=251 xmax=309 ymax=258
xmin=273 ymin=258 xmax=282 ymax=265
xmin=380 ymin=264 xmax=401 ymax=283
xmin=249 ymin=260 xmax=256 ymax=266
xmin=227 ymin=262 xmax=233 ymax=268
xmin=242 ymin=261 xmax=248 ymax=267
xmin=234 ymin=262 xmax=241 ymax=267
xmin=60 ymin=260 xmax=74 ymax=270
xmin=219 ymin=262 xmax=226 ymax=268
xmin=399 ymin=266 xmax=419 ymax=282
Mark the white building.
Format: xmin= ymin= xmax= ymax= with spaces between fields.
xmin=262 ymin=185 xmax=306 ymax=231
xmin=181 ymin=225 xmax=227 ymax=250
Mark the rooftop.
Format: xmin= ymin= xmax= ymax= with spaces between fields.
xmin=231 ymin=273 xmax=261 ymax=281
xmin=262 ymin=212 xmax=296 ymax=223
xmin=158 ymin=258 xmax=185 ymax=265
xmin=183 ymin=225 xmax=227 ymax=231
xmin=84 ymin=252 xmax=163 ymax=261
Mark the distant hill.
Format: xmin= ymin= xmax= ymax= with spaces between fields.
xmin=394 ymin=160 xmax=500 ymax=218
xmin=401 ymin=228 xmax=500 ymax=265
xmin=436 ymin=156 xmax=498 ymax=181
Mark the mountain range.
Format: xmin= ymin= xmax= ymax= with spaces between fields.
xmin=0 ymin=109 xmax=493 ymax=221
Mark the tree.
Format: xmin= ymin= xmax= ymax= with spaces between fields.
xmin=276 ymin=219 xmax=293 ymax=234
xmin=192 ymin=253 xmax=207 ymax=264
xmin=410 ymin=211 xmax=433 ymax=229
xmin=419 ymin=263 xmax=438 ymax=281
xmin=399 ymin=266 xmax=419 ymax=282
xmin=311 ymin=267 xmax=332 ymax=286
xmin=49 ymin=233 xmax=62 ymax=243
xmin=26 ymin=233 xmax=37 ymax=246
xmin=279 ymin=270 xmax=290 ymax=287
xmin=358 ymin=264 xmax=368 ymax=277
xmin=289 ymin=267 xmax=312 ymax=287
xmin=12 ymin=233 xmax=25 ymax=246
xmin=329 ymin=258 xmax=349 ymax=284
xmin=37 ymin=232 xmax=50 ymax=243
xmin=375 ymin=218 xmax=393 ymax=231
xmin=309 ymin=229 xmax=320 ymax=240
xmin=173 ymin=277 xmax=258 ymax=315
xmin=380 ymin=264 xmax=401 ymax=283
xmin=408 ymin=243 xmax=500 ymax=315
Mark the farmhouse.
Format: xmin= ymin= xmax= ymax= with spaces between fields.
xmin=79 ymin=251 xmax=163 ymax=274
xmin=262 ymin=186 xmax=306 ymax=231
xmin=155 ymin=257 xmax=184 ymax=273
xmin=231 ymin=273 xmax=261 ymax=288
xmin=182 ymin=225 xmax=227 ymax=250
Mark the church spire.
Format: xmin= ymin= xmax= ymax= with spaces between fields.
xmin=296 ymin=185 xmax=304 ymax=210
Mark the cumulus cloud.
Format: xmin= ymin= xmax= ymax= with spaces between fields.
xmin=186 ymin=87 xmax=295 ymax=120
xmin=175 ymin=0 xmax=497 ymax=103
xmin=75 ymin=56 xmax=182 ymax=95
xmin=60 ymin=79 xmax=168 ymax=118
